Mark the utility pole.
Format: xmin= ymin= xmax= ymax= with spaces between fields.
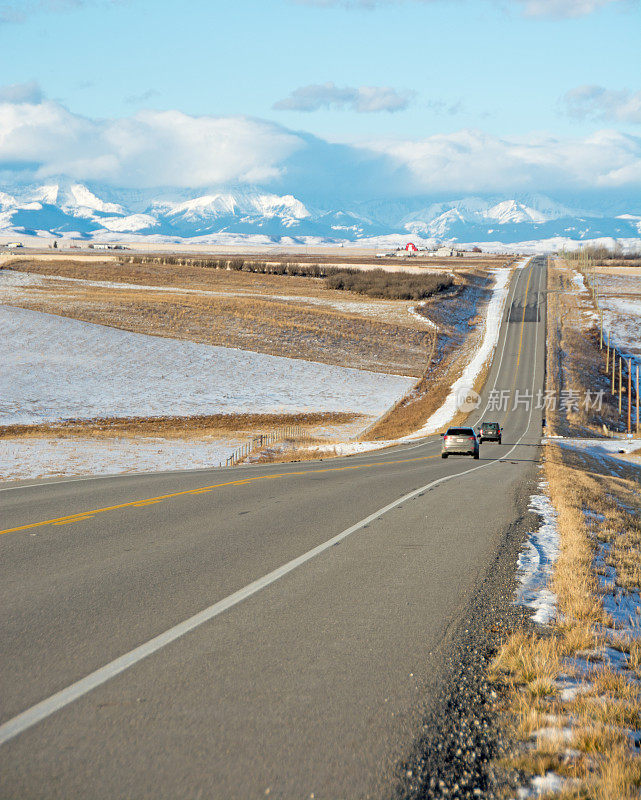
xmin=628 ymin=358 xmax=632 ymax=435
xmin=606 ymin=335 xmax=610 ymax=373
xmin=612 ymin=347 xmax=616 ymax=394
xmin=635 ymin=364 xmax=639 ymax=436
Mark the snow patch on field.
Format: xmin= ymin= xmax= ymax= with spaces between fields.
xmin=0 ymin=304 xmax=415 ymax=426
xmin=603 ymin=297 xmax=641 ymax=358
xmin=595 ymin=272 xmax=641 ymax=359
xmin=0 ymin=437 xmax=242 ymax=481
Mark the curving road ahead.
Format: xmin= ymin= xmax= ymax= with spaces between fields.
xmin=0 ymin=257 xmax=546 ymax=799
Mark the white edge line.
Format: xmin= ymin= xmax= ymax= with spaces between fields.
xmin=0 ymin=261 xmax=543 ymax=748
xmin=0 ymin=439 xmax=522 ymax=748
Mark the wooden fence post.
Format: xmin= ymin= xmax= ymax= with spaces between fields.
xmin=619 ymin=356 xmax=623 ymax=416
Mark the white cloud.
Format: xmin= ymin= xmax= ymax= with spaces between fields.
xmin=294 ymin=0 xmax=634 ymax=16
xmin=363 ymin=128 xmax=641 ymax=192
xmin=0 ymin=96 xmax=303 ymax=187
xmin=0 ymin=90 xmax=638 ymax=195
xmin=273 ymin=82 xmax=412 ymax=113
xmin=563 ymin=85 xmax=641 ymax=124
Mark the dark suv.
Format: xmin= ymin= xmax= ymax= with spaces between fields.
xmin=477 ymin=421 xmax=502 ymax=444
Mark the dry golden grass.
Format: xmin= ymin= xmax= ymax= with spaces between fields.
xmin=3 ymin=253 xmax=509 ymax=283
xmin=493 ymin=632 xmax=562 ymax=696
xmin=0 ymin=412 xmax=363 ymax=441
xmin=492 ymin=437 xmax=641 ymax=796
xmin=546 ymin=451 xmax=609 ymax=629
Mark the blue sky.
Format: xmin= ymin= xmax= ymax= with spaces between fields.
xmin=0 ymin=0 xmax=639 ymax=202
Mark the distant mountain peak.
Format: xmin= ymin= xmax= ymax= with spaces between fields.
xmin=0 ymin=180 xmax=638 ymax=247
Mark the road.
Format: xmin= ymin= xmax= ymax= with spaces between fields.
xmin=0 ymin=257 xmax=546 ymax=799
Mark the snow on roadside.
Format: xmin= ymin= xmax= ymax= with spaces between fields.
xmin=0 ymin=437 xmax=244 ymax=481
xmin=516 ymin=481 xmax=559 ymax=624
xmin=0 ymin=305 xmax=415 ymax=426
xmin=548 ymin=437 xmax=641 ymax=468
xmin=246 ymin=438 xmax=397 ymax=464
xmin=403 ymin=257 xmax=530 ymax=438
xmin=305 ymin=440 xmax=395 ymax=457
xmin=571 ymin=271 xmax=587 ymax=293
xmin=516 ymin=437 xmax=641 ymax=629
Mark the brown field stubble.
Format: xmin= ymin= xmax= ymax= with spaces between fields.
xmin=0 ymin=411 xmax=363 ymax=441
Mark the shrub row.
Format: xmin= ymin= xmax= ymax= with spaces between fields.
xmin=325 ymin=269 xmax=453 ymax=300
xmin=127 ymin=256 xmax=454 ymax=301
xmin=562 ymin=245 xmax=641 ymax=264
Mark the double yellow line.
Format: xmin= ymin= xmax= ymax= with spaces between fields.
xmin=0 ymin=453 xmax=440 ymax=537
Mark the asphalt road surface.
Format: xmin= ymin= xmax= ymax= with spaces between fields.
xmin=0 ymin=256 xmax=546 ymax=799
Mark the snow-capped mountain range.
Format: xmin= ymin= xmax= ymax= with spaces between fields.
xmin=1 ymin=181 xmax=640 ymax=247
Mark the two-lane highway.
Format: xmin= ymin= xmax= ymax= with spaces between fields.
xmin=0 ymin=257 xmax=546 ymax=799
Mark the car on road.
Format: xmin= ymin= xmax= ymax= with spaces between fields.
xmin=441 ymin=427 xmax=479 ymax=459
xmin=477 ymin=421 xmax=502 ymax=444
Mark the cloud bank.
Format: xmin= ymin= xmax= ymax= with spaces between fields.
xmin=0 ymin=88 xmax=302 ymax=187
xmin=0 ymin=85 xmax=639 ymax=199
xmin=563 ymin=85 xmax=641 ymax=124
xmin=273 ymin=82 xmax=412 ymax=113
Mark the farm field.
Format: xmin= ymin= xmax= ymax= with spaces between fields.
xmin=0 ymin=254 xmax=503 ymax=376
xmin=595 ymin=265 xmax=641 ymax=360
xmin=0 ymin=254 xmax=508 ymax=480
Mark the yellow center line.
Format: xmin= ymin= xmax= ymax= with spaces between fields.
xmin=507 ymin=264 xmax=534 ymax=415
xmin=515 ymin=264 xmax=534 ymax=371
xmin=0 ymin=453 xmax=441 ymax=537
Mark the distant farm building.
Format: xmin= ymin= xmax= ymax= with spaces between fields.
xmin=434 ymin=246 xmax=466 ymax=257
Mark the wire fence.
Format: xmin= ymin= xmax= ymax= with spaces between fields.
xmin=221 ymin=425 xmax=310 ymax=468
xmin=577 ymin=258 xmax=639 ymax=435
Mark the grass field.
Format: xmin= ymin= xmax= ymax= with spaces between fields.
xmin=1 ymin=256 xmax=498 ymax=377
xmin=0 ymin=254 xmax=507 ymax=476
